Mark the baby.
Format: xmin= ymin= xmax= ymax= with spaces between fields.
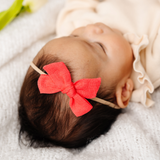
xmin=18 ymin=0 xmax=160 ymax=149
xmin=18 ymin=22 xmax=134 ymax=148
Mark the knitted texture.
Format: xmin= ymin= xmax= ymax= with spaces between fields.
xmin=0 ymin=0 xmax=160 ymax=160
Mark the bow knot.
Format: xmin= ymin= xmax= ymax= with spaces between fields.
xmin=62 ymin=84 xmax=76 ymax=98
xmin=38 ymin=62 xmax=101 ymax=117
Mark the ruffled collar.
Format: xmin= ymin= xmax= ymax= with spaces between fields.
xmin=124 ymin=33 xmax=154 ymax=107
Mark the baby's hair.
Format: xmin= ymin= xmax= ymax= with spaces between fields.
xmin=18 ymin=53 xmax=122 ymax=149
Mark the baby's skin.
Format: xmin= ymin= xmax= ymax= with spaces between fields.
xmin=33 ymin=22 xmax=134 ymax=108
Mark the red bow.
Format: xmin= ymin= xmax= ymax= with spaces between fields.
xmin=38 ymin=62 xmax=101 ymax=117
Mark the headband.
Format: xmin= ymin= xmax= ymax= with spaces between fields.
xmin=30 ymin=62 xmax=120 ymax=117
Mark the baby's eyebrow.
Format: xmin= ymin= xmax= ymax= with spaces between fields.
xmin=82 ymin=40 xmax=94 ymax=50
xmin=68 ymin=35 xmax=93 ymax=50
xmin=69 ymin=34 xmax=79 ymax=37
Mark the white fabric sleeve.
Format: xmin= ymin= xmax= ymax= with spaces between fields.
xmin=148 ymin=27 xmax=160 ymax=89
xmin=56 ymin=0 xmax=100 ymax=37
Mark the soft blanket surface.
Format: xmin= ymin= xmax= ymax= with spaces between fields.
xmin=0 ymin=0 xmax=160 ymax=160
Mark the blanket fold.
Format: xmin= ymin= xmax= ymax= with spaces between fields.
xmin=0 ymin=0 xmax=65 ymax=69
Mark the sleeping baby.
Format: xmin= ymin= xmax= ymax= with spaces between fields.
xmin=18 ymin=0 xmax=160 ymax=149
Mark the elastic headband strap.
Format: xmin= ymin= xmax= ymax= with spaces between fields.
xmin=30 ymin=62 xmax=46 ymax=74
xmin=91 ymin=97 xmax=120 ymax=109
xmin=30 ymin=62 xmax=120 ymax=109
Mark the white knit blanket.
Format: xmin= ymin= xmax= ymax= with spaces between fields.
xmin=0 ymin=0 xmax=160 ymax=159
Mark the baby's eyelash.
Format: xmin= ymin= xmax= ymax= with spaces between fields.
xmin=96 ymin=42 xmax=106 ymax=53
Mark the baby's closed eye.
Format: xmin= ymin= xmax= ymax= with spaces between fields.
xmin=95 ymin=42 xmax=106 ymax=54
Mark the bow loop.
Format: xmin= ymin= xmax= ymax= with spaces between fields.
xmin=74 ymin=78 xmax=101 ymax=98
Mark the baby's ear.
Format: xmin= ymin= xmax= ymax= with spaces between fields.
xmin=115 ymin=78 xmax=133 ymax=108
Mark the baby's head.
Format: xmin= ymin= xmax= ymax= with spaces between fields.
xmin=18 ymin=23 xmax=134 ymax=149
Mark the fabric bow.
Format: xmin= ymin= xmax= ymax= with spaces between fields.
xmin=38 ymin=62 xmax=101 ymax=117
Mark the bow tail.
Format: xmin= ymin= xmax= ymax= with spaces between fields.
xmin=69 ymin=94 xmax=93 ymax=117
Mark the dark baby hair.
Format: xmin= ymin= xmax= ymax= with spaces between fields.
xmin=18 ymin=54 xmax=122 ymax=149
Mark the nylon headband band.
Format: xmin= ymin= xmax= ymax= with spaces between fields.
xmin=91 ymin=97 xmax=120 ymax=109
xmin=30 ymin=62 xmax=46 ymax=75
xmin=30 ymin=62 xmax=120 ymax=109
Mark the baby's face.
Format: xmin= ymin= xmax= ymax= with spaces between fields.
xmin=36 ymin=23 xmax=133 ymax=94
xmin=70 ymin=23 xmax=133 ymax=86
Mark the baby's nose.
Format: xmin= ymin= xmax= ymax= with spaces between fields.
xmin=85 ymin=24 xmax=103 ymax=35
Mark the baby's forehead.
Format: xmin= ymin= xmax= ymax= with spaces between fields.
xmin=42 ymin=37 xmax=91 ymax=61
xmin=44 ymin=37 xmax=86 ymax=52
xmin=41 ymin=37 xmax=101 ymax=81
